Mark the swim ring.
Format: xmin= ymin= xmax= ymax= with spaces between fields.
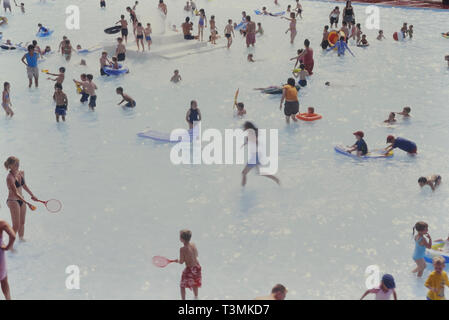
xmin=103 ymin=64 xmax=129 ymax=76
xmin=0 ymin=43 xmax=16 ymax=50
xmin=424 ymin=240 xmax=449 ymax=263
xmin=104 ymin=26 xmax=121 ymax=35
xmin=296 ymin=113 xmax=322 ymax=121
xmin=36 ymin=29 xmax=54 ymax=37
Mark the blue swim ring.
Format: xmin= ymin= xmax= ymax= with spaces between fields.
xmin=103 ymin=64 xmax=129 ymax=76
xmin=36 ymin=29 xmax=54 ymax=37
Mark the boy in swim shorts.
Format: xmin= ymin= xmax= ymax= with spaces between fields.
xmin=46 ymin=67 xmax=65 ymax=85
xmin=385 ymin=135 xmax=417 ymax=155
xmin=53 ymin=83 xmax=68 ymax=122
xmin=346 ymin=131 xmax=368 ymax=156
xmin=145 ymin=23 xmax=152 ymax=51
xmin=99 ymin=51 xmax=112 ymax=76
xmin=116 ymin=87 xmax=136 ymax=108
xmin=293 ymin=64 xmax=309 ymax=87
xmin=116 ymin=37 xmax=126 ymax=62
xmin=418 ymin=175 xmax=441 ymax=191
xmin=224 ymin=19 xmax=234 ymax=49
xmin=74 ymin=74 xmax=97 ymax=111
xmin=175 ymin=229 xmax=201 ymax=300
xmin=116 ymin=15 xmax=128 ymax=44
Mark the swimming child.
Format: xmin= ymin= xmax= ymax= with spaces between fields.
xmin=135 ymin=22 xmax=145 ymax=52
xmin=425 ymin=256 xmax=449 ymax=300
xmin=247 ymin=53 xmax=255 ymax=62
xmin=412 ymin=221 xmax=432 ymax=278
xmin=235 ymin=102 xmax=246 ymax=117
xmin=186 ymin=100 xmax=201 ymax=129
xmin=256 ymin=22 xmax=264 ymax=36
xmin=46 ymin=67 xmax=65 ymax=85
xmin=174 ymin=229 xmax=201 ymax=300
xmin=321 ymin=25 xmax=330 ymax=49
xmin=385 ymin=135 xmax=417 ymax=154
xmin=224 ymin=20 xmax=235 ymax=49
xmin=255 ymin=284 xmax=288 ymax=300
xmin=116 ymin=15 xmax=128 ymax=44
xmin=281 ymin=12 xmax=297 ymax=44
xmin=116 ymin=87 xmax=136 ymax=108
xmin=37 ymin=23 xmax=48 ymax=34
xmin=377 ymin=30 xmax=386 ymax=40
xmin=346 ymin=131 xmax=368 ymax=156
xmin=383 ymin=112 xmax=396 ymax=124
xmin=241 ymin=121 xmax=280 ymax=186
xmin=2 ymin=82 xmax=13 ymax=117
xmin=144 ymin=23 xmax=152 ymax=51
xmin=396 ymin=106 xmax=411 ymax=117
xmin=170 ymin=70 xmax=182 ymax=83
xmin=292 ymin=64 xmax=309 ymax=87
xmin=360 ymin=274 xmax=397 ymax=300
xmin=99 ymin=51 xmax=112 ymax=76
xmin=111 ymin=56 xmax=119 ymax=69
xmin=116 ymin=37 xmax=126 ymax=61
xmin=327 ymin=36 xmax=354 ymax=57
xmin=418 ymin=175 xmax=441 ymax=191
xmin=197 ymin=9 xmax=207 ymax=42
xmin=53 ymin=83 xmax=68 ymax=122
xmin=408 ymin=25 xmax=413 ymax=39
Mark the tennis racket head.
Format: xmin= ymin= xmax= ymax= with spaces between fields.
xmin=152 ymin=256 xmax=171 ymax=268
xmin=45 ymin=199 xmax=62 ymax=213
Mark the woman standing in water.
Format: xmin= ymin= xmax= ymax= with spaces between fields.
xmin=241 ymin=122 xmax=280 ymax=187
xmin=4 ymin=156 xmax=38 ymax=245
xmin=281 ymin=12 xmax=297 ymax=44
xmin=0 ymin=219 xmax=15 ymax=300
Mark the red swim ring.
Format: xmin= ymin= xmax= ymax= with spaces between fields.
xmin=296 ymin=113 xmax=322 ymax=121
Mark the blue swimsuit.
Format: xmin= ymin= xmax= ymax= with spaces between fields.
xmin=327 ymin=40 xmax=353 ymax=56
xmin=413 ymin=236 xmax=426 ymax=260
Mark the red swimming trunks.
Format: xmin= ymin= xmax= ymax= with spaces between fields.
xmin=180 ymin=265 xmax=202 ymax=290
xmin=246 ymin=33 xmax=256 ymax=46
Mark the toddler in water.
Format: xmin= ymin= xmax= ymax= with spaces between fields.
xmin=116 ymin=87 xmax=136 ymax=108
xmin=418 ymin=175 xmax=441 ymax=191
xmin=425 ymin=256 xmax=449 ymax=300
xmin=360 ymin=274 xmax=397 ymax=300
xmin=412 ymin=221 xmax=432 ymax=277
xmin=383 ymin=112 xmax=396 ymax=124
xmin=170 ymin=70 xmax=182 ymax=83
xmin=377 ymin=30 xmax=386 ymax=40
xmin=357 ymin=34 xmax=369 ymax=47
xmin=174 ymin=230 xmax=202 ymax=300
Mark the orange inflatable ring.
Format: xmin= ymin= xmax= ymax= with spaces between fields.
xmin=296 ymin=113 xmax=322 ymax=121
xmin=328 ymin=30 xmax=346 ymax=46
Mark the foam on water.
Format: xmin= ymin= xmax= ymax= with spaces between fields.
xmin=0 ymin=0 xmax=449 ymax=299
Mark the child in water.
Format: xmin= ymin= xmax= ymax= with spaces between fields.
xmin=116 ymin=87 xmax=136 ymax=108
xmin=408 ymin=25 xmax=413 ymax=39
xmin=418 ymin=175 xmax=441 ymax=191
xmin=2 ymin=82 xmax=13 ymax=117
xmin=396 ymin=106 xmax=411 ymax=117
xmin=170 ymin=70 xmax=182 ymax=83
xmin=377 ymin=30 xmax=386 ymax=40
xmin=360 ymin=274 xmax=397 ymax=300
xmin=292 ymin=64 xmax=309 ymax=87
xmin=234 ymin=102 xmax=246 ymax=118
xmin=383 ymin=112 xmax=396 ymax=124
xmin=256 ymin=23 xmax=264 ymax=36
xmin=445 ymin=55 xmax=449 ymax=67
xmin=186 ymin=100 xmax=201 ymax=129
xmin=346 ymin=131 xmax=367 ymax=156
xmin=357 ymin=34 xmax=369 ymax=47
xmin=321 ymin=25 xmax=329 ymax=49
xmin=174 ymin=229 xmax=202 ymax=300
xmin=53 ymin=83 xmax=68 ymax=122
xmin=46 ymin=67 xmax=65 ymax=85
xmin=247 ymin=53 xmax=255 ymax=62
xmin=327 ymin=36 xmax=354 ymax=57
xmin=425 ymin=256 xmax=449 ymax=300
xmin=412 ymin=221 xmax=432 ymax=278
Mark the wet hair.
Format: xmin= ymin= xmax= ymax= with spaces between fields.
xmin=246 ymin=15 xmax=251 ymax=22
xmin=117 ymin=37 xmax=123 ymax=42
xmin=180 ymin=229 xmax=192 ymax=242
xmin=32 ymin=40 xmax=37 ymax=45
xmin=126 ymin=6 xmax=131 ymax=10
xmin=262 ymin=6 xmax=266 ymax=10
xmin=102 ymin=51 xmax=107 ymax=55
xmin=137 ymin=22 xmax=142 ymax=27
xmin=379 ymin=30 xmax=383 ymax=33
xmin=243 ymin=121 xmax=258 ymax=136
xmin=81 ymin=73 xmax=87 ymax=79
xmin=87 ymin=74 xmax=93 ymax=80
xmin=325 ymin=82 xmax=330 ymax=86
xmin=4 ymin=156 xmax=19 ymax=170
xmin=121 ymin=14 xmax=125 ymax=19
xmin=55 ymin=83 xmax=62 ymax=90
xmin=433 ymin=256 xmax=445 ymax=265
xmin=271 ymin=284 xmax=287 ymax=294
xmin=403 ymin=106 xmax=411 ymax=112
xmin=418 ymin=177 xmax=427 ymax=184
xmin=116 ymin=87 xmax=123 ymax=93
xmin=308 ymin=107 xmax=315 ymax=113
xmin=27 ymin=44 xmax=34 ymax=51
xmin=185 ymin=17 xmax=190 ymax=22
xmin=38 ymin=23 xmax=42 ymax=27
xmin=324 ymin=25 xmax=329 ymax=30
xmin=297 ymin=49 xmax=303 ymax=54
xmin=290 ymin=12 xmax=295 ymax=18
xmin=237 ymin=102 xmax=244 ymax=109
xmin=356 ymin=23 xmax=361 ymax=28
xmin=174 ymin=69 xmax=179 ymax=73
xmin=413 ymin=221 xmax=428 ymax=235
xmin=59 ymin=67 xmax=66 ymax=73
xmin=287 ymin=77 xmax=295 ymax=86
xmin=211 ymin=15 xmax=215 ymax=19
xmin=3 ymin=81 xmax=9 ymax=89
xmin=299 ymin=63 xmax=305 ymax=69
xmin=304 ymin=39 xmax=310 ymax=47
xmin=190 ymin=100 xmax=197 ymax=108
xmin=228 ymin=19 xmax=232 ymax=24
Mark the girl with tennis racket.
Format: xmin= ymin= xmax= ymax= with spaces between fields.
xmin=4 ymin=156 xmax=38 ymax=245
